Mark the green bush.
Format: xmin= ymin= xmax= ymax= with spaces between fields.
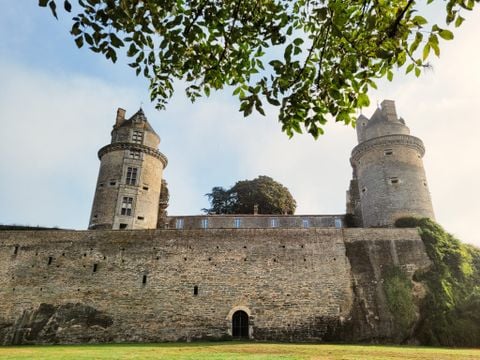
xmin=394 ymin=217 xmax=421 ymax=228
xmin=408 ymin=218 xmax=480 ymax=346
xmin=383 ymin=266 xmax=416 ymax=338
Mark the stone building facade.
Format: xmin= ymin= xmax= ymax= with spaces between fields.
xmin=0 ymin=101 xmax=436 ymax=344
xmin=88 ymin=108 xmax=168 ymax=230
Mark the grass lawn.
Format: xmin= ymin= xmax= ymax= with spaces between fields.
xmin=0 ymin=342 xmax=479 ymax=360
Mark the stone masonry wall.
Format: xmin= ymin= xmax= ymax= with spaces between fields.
xmin=0 ymin=228 xmax=430 ymax=344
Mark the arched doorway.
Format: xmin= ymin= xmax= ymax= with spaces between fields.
xmin=232 ymin=310 xmax=249 ymax=339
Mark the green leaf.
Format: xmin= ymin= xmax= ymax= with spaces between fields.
xmin=406 ymin=63 xmax=414 ymax=74
xmin=455 ymin=16 xmax=465 ymax=28
xmin=293 ymin=38 xmax=304 ymax=46
xmin=74 ymin=36 xmax=84 ymax=48
xmin=423 ymin=44 xmax=431 ymax=60
xmin=438 ymin=29 xmax=454 ymax=40
xmin=49 ymin=0 xmax=58 ymax=19
xmin=412 ymin=15 xmax=428 ymax=26
xmin=387 ymin=70 xmax=393 ymax=81
xmin=357 ymin=93 xmax=370 ymax=108
xmin=415 ymin=67 xmax=421 ymax=77
xmin=64 ymin=0 xmax=72 ymax=12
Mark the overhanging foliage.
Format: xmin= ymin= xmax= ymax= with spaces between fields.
xmin=38 ymin=0 xmax=477 ymax=137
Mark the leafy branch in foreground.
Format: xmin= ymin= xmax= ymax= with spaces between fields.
xmin=39 ymin=0 xmax=476 ymax=137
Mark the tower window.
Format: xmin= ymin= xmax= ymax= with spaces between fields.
xmin=93 ymin=264 xmax=98 ymax=273
xmin=201 ymin=218 xmax=209 ymax=229
xmin=132 ymin=130 xmax=143 ymax=144
xmin=389 ymin=177 xmax=399 ymax=184
xmin=48 ymin=256 xmax=53 ymax=265
xmin=121 ymin=197 xmax=134 ymax=216
xmin=234 ymin=218 xmax=242 ymax=228
xmin=384 ymin=149 xmax=393 ymax=156
xmin=129 ymin=150 xmax=141 ymax=159
xmin=302 ymin=219 xmax=310 ymax=228
xmin=137 ymin=216 xmax=144 ymax=220
xmin=176 ymin=218 xmax=184 ymax=229
xmin=270 ymin=218 xmax=278 ymax=228
xmin=193 ymin=285 xmax=198 ymax=296
xmin=126 ymin=167 xmax=138 ymax=185
xmin=142 ymin=275 xmax=147 ymax=285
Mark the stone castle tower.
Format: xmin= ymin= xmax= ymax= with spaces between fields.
xmin=88 ymin=108 xmax=168 ymax=230
xmin=347 ymin=100 xmax=435 ymax=227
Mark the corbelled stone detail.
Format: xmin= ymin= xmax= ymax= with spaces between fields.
xmin=98 ymin=142 xmax=168 ymax=167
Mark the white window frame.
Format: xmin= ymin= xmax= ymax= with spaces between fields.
xmin=132 ymin=130 xmax=143 ymax=144
xmin=126 ymin=167 xmax=138 ymax=185
xmin=334 ymin=218 xmax=343 ymax=228
xmin=121 ymin=197 xmax=133 ymax=216
xmin=234 ymin=218 xmax=242 ymax=228
xmin=175 ymin=218 xmax=184 ymax=229
xmin=270 ymin=218 xmax=278 ymax=228
xmin=302 ymin=219 xmax=310 ymax=228
xmin=201 ymin=218 xmax=209 ymax=229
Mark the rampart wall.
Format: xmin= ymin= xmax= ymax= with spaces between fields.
xmin=0 ymin=228 xmax=430 ymax=344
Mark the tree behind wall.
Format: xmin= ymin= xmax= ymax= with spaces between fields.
xmin=204 ymin=176 xmax=296 ymax=215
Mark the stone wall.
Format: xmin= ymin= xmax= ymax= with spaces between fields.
xmin=0 ymin=228 xmax=430 ymax=344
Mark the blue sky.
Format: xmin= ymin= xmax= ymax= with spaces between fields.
xmin=0 ymin=3 xmax=479 ymax=247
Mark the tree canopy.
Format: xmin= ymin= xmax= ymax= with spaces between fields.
xmin=39 ymin=0 xmax=477 ymax=137
xmin=203 ymin=175 xmax=296 ymax=215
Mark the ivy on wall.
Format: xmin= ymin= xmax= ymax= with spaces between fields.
xmin=395 ymin=217 xmax=480 ymax=346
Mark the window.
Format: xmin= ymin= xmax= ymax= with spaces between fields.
xmin=132 ymin=130 xmax=143 ymax=144
xmin=270 ymin=218 xmax=278 ymax=228
xmin=142 ymin=275 xmax=147 ymax=285
xmin=384 ymin=149 xmax=393 ymax=156
xmin=126 ymin=167 xmax=138 ymax=185
xmin=137 ymin=216 xmax=144 ymax=220
xmin=93 ymin=264 xmax=98 ymax=273
xmin=389 ymin=177 xmax=399 ymax=184
xmin=121 ymin=197 xmax=133 ymax=216
xmin=110 ymin=181 xmax=116 ymax=186
xmin=176 ymin=218 xmax=184 ymax=229
xmin=129 ymin=150 xmax=141 ymax=159
xmin=334 ymin=218 xmax=343 ymax=228
xmin=193 ymin=285 xmax=198 ymax=296
xmin=361 ymin=187 xmax=367 ymax=193
xmin=119 ymin=223 xmax=128 ymax=229
xmin=201 ymin=218 xmax=208 ymax=229
xmin=234 ymin=218 xmax=242 ymax=228
xmin=302 ymin=219 xmax=310 ymax=228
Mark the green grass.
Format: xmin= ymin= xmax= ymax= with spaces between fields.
xmin=0 ymin=342 xmax=479 ymax=360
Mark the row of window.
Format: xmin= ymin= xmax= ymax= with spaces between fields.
xmin=175 ymin=218 xmax=343 ymax=229
xmin=361 ymin=178 xmax=428 ymax=194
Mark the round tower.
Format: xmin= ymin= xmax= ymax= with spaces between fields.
xmin=88 ymin=108 xmax=168 ymax=230
xmin=350 ymin=100 xmax=434 ymax=227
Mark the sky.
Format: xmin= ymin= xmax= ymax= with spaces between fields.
xmin=0 ymin=3 xmax=479 ymax=247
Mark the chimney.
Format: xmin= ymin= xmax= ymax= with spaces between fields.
xmin=115 ymin=108 xmax=126 ymax=127
xmin=380 ymin=100 xmax=397 ymax=122
xmin=253 ymin=204 xmax=259 ymax=215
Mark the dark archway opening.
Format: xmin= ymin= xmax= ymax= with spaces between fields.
xmin=232 ymin=310 xmax=249 ymax=339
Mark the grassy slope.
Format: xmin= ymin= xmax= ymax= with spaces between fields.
xmin=0 ymin=343 xmax=479 ymax=360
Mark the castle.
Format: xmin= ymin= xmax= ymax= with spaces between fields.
xmin=0 ymin=100 xmax=434 ymax=344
